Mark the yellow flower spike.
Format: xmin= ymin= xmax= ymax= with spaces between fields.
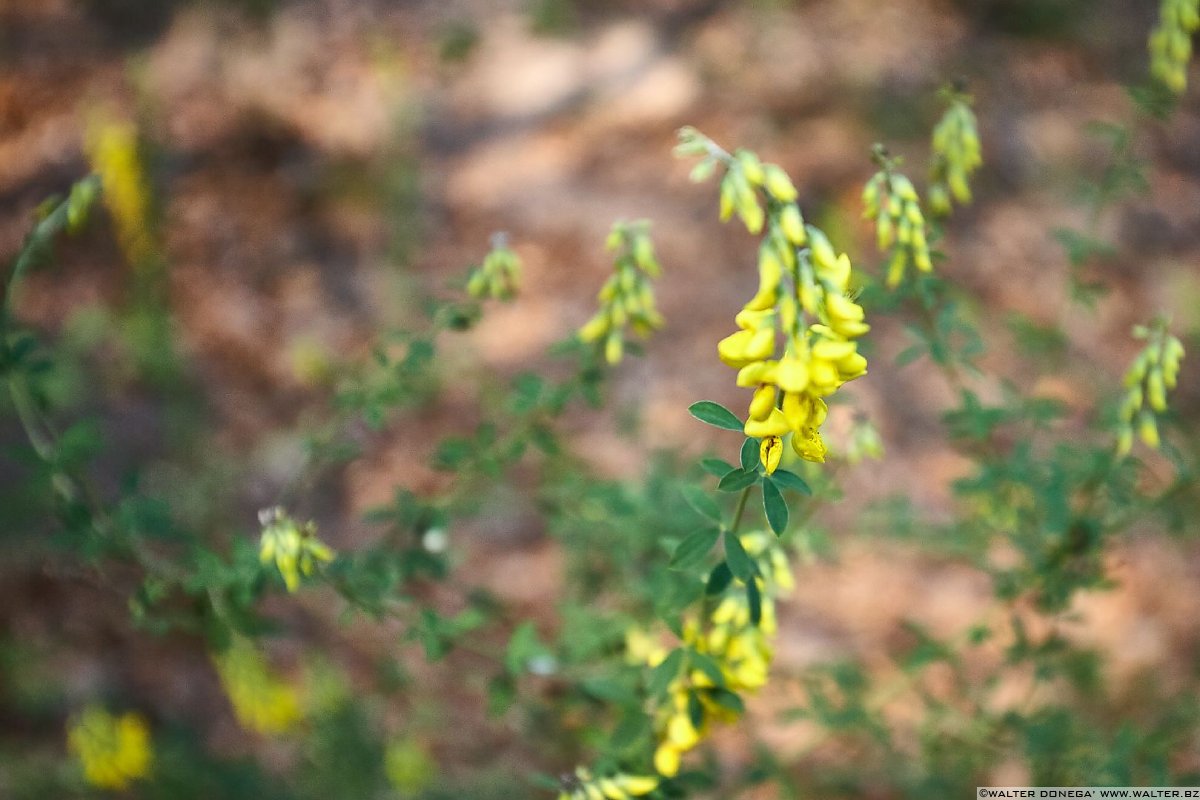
xmin=792 ymin=427 xmax=827 ymax=462
xmin=760 ymin=435 xmax=784 ymax=474
xmin=1117 ymin=319 xmax=1185 ymax=455
xmin=749 ymin=384 xmax=777 ymax=420
xmin=745 ymin=408 xmax=791 ymax=438
xmin=259 ymin=507 xmax=335 ymax=594
xmin=466 ymin=233 xmax=522 ymax=301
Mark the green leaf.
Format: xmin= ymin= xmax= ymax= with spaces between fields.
xmin=740 ymin=437 xmax=759 ymax=471
xmin=609 ymin=708 xmax=652 ymax=751
xmin=762 ymin=478 xmax=789 ymax=536
xmin=724 ymin=531 xmax=756 ymax=582
xmin=670 ymin=527 xmax=721 ymax=570
xmin=504 ymin=621 xmax=549 ymax=676
xmin=707 ymin=687 xmax=745 ymax=716
xmin=688 ymin=651 xmax=726 ymax=687
xmin=770 ymin=469 xmax=811 ymax=495
xmin=648 ymin=648 xmax=686 ymax=697
xmin=681 ymin=485 xmax=721 ymax=522
xmin=688 ymin=401 xmax=743 ymax=431
xmin=706 ymin=562 xmax=733 ymax=596
xmin=687 ymin=690 xmax=705 ymax=729
xmin=746 ymin=578 xmax=762 ymax=626
xmin=581 ymin=678 xmax=640 ymax=706
xmin=700 ymin=457 xmax=735 ymax=477
xmin=717 ymin=468 xmax=758 ymax=492
xmin=894 ymin=344 xmax=925 ymax=368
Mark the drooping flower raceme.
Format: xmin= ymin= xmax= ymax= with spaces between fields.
xmin=863 ymin=162 xmax=934 ymax=287
xmin=258 ymin=506 xmax=335 ymax=592
xmin=628 ymin=531 xmax=793 ymax=777
xmin=1117 ymin=319 xmax=1185 ymax=455
xmin=467 ymin=232 xmax=523 ymax=301
xmin=927 ymin=86 xmax=982 ymax=216
xmin=1150 ymin=0 xmax=1200 ymax=94
xmin=85 ymin=112 xmax=157 ymax=268
xmin=67 ymin=706 xmax=153 ymax=790
xmin=578 ymin=220 xmax=664 ymax=365
xmin=676 ymin=127 xmax=869 ymax=471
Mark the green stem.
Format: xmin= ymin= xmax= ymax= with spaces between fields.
xmin=729 ymin=484 xmax=753 ymax=535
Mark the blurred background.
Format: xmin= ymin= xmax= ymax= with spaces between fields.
xmin=2 ymin=0 xmax=1200 ymax=797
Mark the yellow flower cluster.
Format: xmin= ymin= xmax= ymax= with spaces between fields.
xmin=258 ymin=506 xmax=335 ymax=593
xmin=558 ymin=767 xmax=659 ymax=800
xmin=1117 ymin=320 xmax=1185 ymax=455
xmin=466 ymin=232 xmax=522 ymax=300
xmin=862 ymin=165 xmax=933 ymax=287
xmin=578 ymin=220 xmax=664 ymax=364
xmin=928 ymin=87 xmax=982 ymax=216
xmin=66 ymin=706 xmax=153 ymax=790
xmin=1150 ymin=0 xmax=1200 ymax=93
xmin=85 ymin=113 xmax=157 ymax=268
xmin=676 ymin=128 xmax=869 ymax=471
xmin=212 ymin=637 xmax=303 ymax=734
xmin=632 ymin=532 xmax=793 ymax=777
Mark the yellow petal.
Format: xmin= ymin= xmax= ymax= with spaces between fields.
xmin=774 ymin=355 xmax=809 ymax=393
xmin=654 ymin=743 xmax=681 ymax=777
xmin=748 ymin=384 xmax=777 ymax=421
xmin=760 ymin=435 xmax=783 ymax=474
xmin=745 ymin=408 xmax=791 ymax=438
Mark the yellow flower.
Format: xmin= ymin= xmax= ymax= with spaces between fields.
xmin=760 ymin=435 xmax=784 ymax=474
xmin=212 ymin=638 xmax=302 ymax=734
xmin=579 ymin=221 xmax=664 ymax=364
xmin=792 ymin=427 xmax=827 ymax=463
xmin=67 ymin=706 xmax=152 ymax=790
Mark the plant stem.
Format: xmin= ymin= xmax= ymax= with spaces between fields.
xmin=729 ymin=484 xmax=752 ymax=535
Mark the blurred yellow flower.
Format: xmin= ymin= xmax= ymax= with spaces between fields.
xmin=213 ymin=637 xmax=302 ymax=735
xmin=67 ymin=706 xmax=152 ymax=790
